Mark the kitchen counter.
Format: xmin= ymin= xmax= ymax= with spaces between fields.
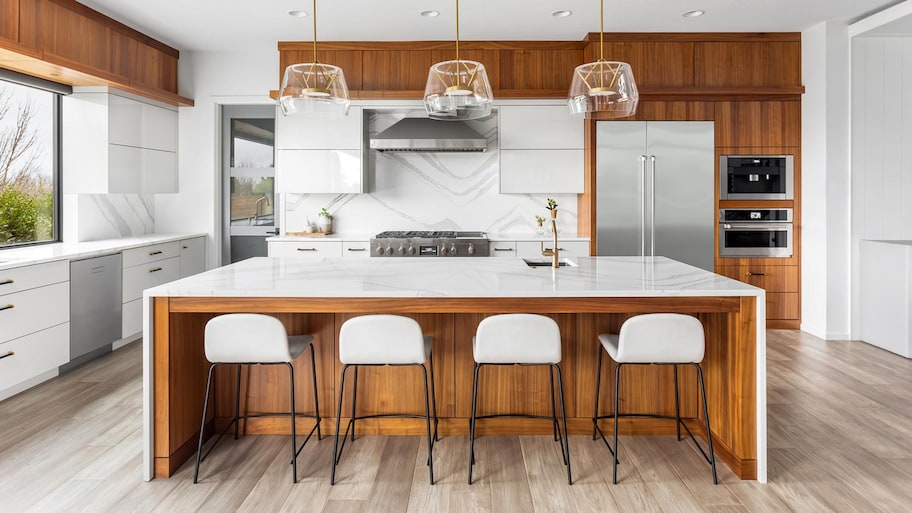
xmin=266 ymin=232 xmax=590 ymax=243
xmin=0 ymin=233 xmax=207 ymax=270
xmin=143 ymin=256 xmax=766 ymax=483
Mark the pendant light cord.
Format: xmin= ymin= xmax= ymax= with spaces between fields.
xmin=312 ymin=0 xmax=318 ymax=63
xmin=455 ymin=0 xmax=460 ymax=62
xmin=599 ymin=0 xmax=604 ymax=61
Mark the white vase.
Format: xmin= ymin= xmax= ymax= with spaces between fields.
xmin=318 ymin=219 xmax=333 ymax=233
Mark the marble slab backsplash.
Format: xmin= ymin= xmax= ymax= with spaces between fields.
xmin=64 ymin=193 xmax=155 ymax=242
xmin=284 ymin=110 xmax=579 ymax=236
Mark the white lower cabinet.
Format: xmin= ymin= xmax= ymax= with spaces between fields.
xmin=268 ymin=240 xmax=343 ymax=259
xmin=122 ymin=299 xmax=143 ymax=338
xmin=0 ymin=281 xmax=70 ymax=344
xmin=0 ymin=323 xmax=70 ymax=397
xmin=342 ymin=241 xmax=370 ymax=259
xmin=180 ymin=236 xmax=206 ymax=278
xmin=516 ymin=240 xmax=590 ymax=259
xmin=490 ymin=241 xmax=518 ymax=257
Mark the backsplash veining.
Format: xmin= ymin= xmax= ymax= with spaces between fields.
xmin=64 ymin=193 xmax=155 ymax=242
xmin=284 ymin=110 xmax=578 ymax=235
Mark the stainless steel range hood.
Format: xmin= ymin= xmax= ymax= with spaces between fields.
xmin=370 ymin=117 xmax=487 ymax=152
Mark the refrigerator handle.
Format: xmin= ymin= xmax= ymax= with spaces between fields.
xmin=640 ymin=155 xmax=648 ymax=257
xmin=650 ymin=155 xmax=657 ymax=258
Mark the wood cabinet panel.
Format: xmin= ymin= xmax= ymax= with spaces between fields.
xmin=715 ymin=101 xmax=801 ymax=147
xmin=0 ymin=0 xmax=18 ymax=43
xmin=766 ymin=292 xmax=799 ymax=320
xmin=279 ymin=49 xmax=363 ymax=91
xmin=716 ymin=265 xmax=799 ymax=293
xmin=498 ymin=48 xmax=578 ymax=91
xmin=694 ymin=42 xmax=801 ymax=88
xmin=615 ymin=101 xmax=714 ymax=121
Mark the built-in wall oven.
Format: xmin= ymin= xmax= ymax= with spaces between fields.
xmin=720 ymin=155 xmax=794 ymax=200
xmin=719 ymin=209 xmax=793 ymax=258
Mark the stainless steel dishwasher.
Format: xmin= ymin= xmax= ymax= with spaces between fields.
xmin=69 ymin=253 xmax=123 ymax=365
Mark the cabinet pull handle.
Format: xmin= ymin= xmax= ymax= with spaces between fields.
xmin=0 ymin=279 xmax=13 ymax=286
xmin=297 ymin=248 xmax=318 ymax=252
xmin=149 ymin=250 xmax=163 ymax=256
xmin=148 ymin=267 xmax=163 ymax=273
xmin=182 ymin=245 xmax=189 ymax=249
xmin=0 ymin=351 xmax=13 ymax=361
xmin=494 ymin=248 xmax=514 ymax=252
xmin=347 ymin=248 xmax=366 ymax=252
xmin=747 ymin=272 xmax=767 ymax=277
xmin=543 ymin=247 xmax=567 ymax=252
xmin=0 ymin=304 xmax=14 ymax=312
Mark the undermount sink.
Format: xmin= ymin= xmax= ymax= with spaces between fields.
xmin=523 ymin=258 xmax=577 ymax=268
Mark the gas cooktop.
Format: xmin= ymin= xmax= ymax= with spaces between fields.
xmin=370 ymin=231 xmax=489 ymax=257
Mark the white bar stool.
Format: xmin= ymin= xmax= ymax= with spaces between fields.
xmin=193 ymin=313 xmax=322 ymax=484
xmin=469 ymin=314 xmax=571 ymax=485
xmin=593 ymin=313 xmax=718 ymax=484
xmin=332 ymin=315 xmax=438 ymax=485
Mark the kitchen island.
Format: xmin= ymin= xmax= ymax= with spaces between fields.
xmin=142 ymin=256 xmax=766 ymax=482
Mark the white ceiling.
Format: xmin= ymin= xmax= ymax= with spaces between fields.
xmin=77 ymin=0 xmax=902 ymax=52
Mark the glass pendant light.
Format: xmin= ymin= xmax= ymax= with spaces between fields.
xmin=567 ymin=0 xmax=638 ymax=117
xmin=279 ymin=0 xmax=350 ymax=116
xmin=424 ymin=0 xmax=493 ymax=120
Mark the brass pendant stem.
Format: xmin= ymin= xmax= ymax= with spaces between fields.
xmin=455 ymin=0 xmax=460 ymax=62
xmin=599 ymin=0 xmax=604 ymax=62
xmin=312 ymin=0 xmax=318 ymax=64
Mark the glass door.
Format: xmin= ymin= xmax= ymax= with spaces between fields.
xmin=221 ymin=105 xmax=277 ymax=264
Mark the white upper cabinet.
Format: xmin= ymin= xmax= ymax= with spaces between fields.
xmin=499 ymin=106 xmax=584 ymax=150
xmin=275 ymin=107 xmax=365 ymax=193
xmin=63 ymin=88 xmax=178 ymax=194
xmin=276 ymin=106 xmax=362 ymax=150
xmin=498 ymin=105 xmax=584 ymax=194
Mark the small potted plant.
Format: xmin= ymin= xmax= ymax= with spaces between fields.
xmin=546 ymin=198 xmax=558 ymax=218
xmin=317 ymin=208 xmax=334 ymax=234
xmin=534 ymin=215 xmax=545 ymax=228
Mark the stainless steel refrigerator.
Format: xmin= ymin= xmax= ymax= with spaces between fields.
xmin=596 ymin=121 xmax=715 ymax=271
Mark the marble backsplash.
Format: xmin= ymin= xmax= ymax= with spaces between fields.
xmin=64 ymin=193 xmax=155 ymax=242
xmin=284 ymin=109 xmax=579 ymax=236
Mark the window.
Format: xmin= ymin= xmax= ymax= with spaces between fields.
xmin=0 ymin=79 xmax=60 ymax=248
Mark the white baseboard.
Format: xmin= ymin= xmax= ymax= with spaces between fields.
xmin=113 ymin=333 xmax=142 ymax=350
xmin=0 ymin=369 xmax=59 ymax=402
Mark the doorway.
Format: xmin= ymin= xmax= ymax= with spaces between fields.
xmin=221 ymin=105 xmax=277 ymax=264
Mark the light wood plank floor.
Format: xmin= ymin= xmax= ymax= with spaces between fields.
xmin=2 ymin=330 xmax=912 ymax=512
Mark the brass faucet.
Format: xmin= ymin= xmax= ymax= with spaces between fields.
xmin=541 ymin=219 xmax=559 ymax=268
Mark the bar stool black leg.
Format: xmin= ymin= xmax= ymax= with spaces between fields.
xmin=673 ymin=364 xmax=682 ymax=441
xmin=331 ymin=364 xmax=350 ymax=485
xmin=429 ymin=351 xmax=439 ymax=442
xmin=287 ymin=363 xmax=298 ymax=483
xmin=695 ymin=363 xmax=718 ymax=485
xmin=309 ymin=344 xmax=322 ymax=440
xmin=593 ymin=348 xmax=603 ymax=440
xmin=613 ymin=363 xmax=623 ymax=485
xmin=234 ymin=364 xmax=242 ymax=440
xmin=554 ymin=364 xmax=572 ymax=484
xmin=350 ymin=366 xmax=359 ymax=442
xmin=193 ymin=363 xmax=217 ymax=484
xmin=468 ymin=362 xmax=481 ymax=484
xmin=420 ymin=364 xmax=435 ymax=485
xmin=550 ymin=366 xmax=560 ymax=442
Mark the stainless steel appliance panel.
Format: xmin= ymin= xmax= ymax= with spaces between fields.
xmin=718 ymin=208 xmax=793 ymax=258
xmin=595 ymin=122 xmax=647 ymax=258
xmin=70 ymin=253 xmax=122 ymax=360
xmin=596 ymin=121 xmax=715 ymax=271
xmin=720 ymin=155 xmax=794 ymax=200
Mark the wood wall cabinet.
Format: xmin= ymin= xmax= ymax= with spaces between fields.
xmin=499 ymin=105 xmax=584 ymax=194
xmin=0 ymin=260 xmax=70 ymax=401
xmin=63 ymin=89 xmax=178 ymax=193
xmin=0 ymin=0 xmax=18 ymax=44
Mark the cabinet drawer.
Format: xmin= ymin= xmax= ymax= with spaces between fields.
xmin=0 ymin=281 xmax=70 ymax=344
xmin=342 ymin=241 xmax=370 ymax=259
xmin=767 ymin=292 xmax=800 ymax=320
xmin=268 ymin=241 xmax=343 ymax=259
xmin=180 ymin=237 xmax=206 ymax=278
xmin=490 ymin=241 xmax=518 ymax=257
xmin=122 ymin=241 xmax=181 ymax=268
xmin=517 ymin=240 xmax=590 ymax=258
xmin=122 ymin=298 xmax=142 ymax=338
xmin=0 ymin=323 xmax=69 ymax=393
xmin=717 ymin=265 xmax=798 ymax=293
xmin=0 ymin=260 xmax=69 ymax=297
xmin=123 ymin=256 xmax=180 ymax=302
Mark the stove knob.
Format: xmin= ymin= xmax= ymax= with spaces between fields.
xmin=375 ymin=246 xmax=384 ymax=256
xmin=467 ymin=244 xmax=475 ymax=255
xmin=449 ymin=244 xmax=458 ymax=256
xmin=407 ymin=245 xmax=416 ymax=255
xmin=385 ymin=246 xmax=394 ymax=256
xmin=397 ymin=245 xmax=405 ymax=255
xmin=439 ymin=246 xmax=447 ymax=256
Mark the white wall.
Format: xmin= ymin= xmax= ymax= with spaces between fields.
xmin=801 ymin=22 xmax=852 ymax=340
xmin=153 ymin=47 xmax=278 ymax=267
xmin=850 ymin=36 xmax=912 ymax=338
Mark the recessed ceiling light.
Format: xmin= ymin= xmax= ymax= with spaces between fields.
xmin=420 ymin=10 xmax=440 ymax=17
xmin=552 ymin=10 xmax=572 ymax=18
xmin=288 ymin=10 xmax=308 ymax=17
xmin=682 ymin=10 xmax=705 ymax=18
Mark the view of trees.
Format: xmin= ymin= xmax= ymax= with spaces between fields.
xmin=0 ymin=84 xmax=54 ymax=246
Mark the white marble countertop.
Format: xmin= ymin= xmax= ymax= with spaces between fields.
xmin=0 ymin=233 xmax=207 ymax=271
xmin=144 ymin=256 xmax=761 ymax=299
